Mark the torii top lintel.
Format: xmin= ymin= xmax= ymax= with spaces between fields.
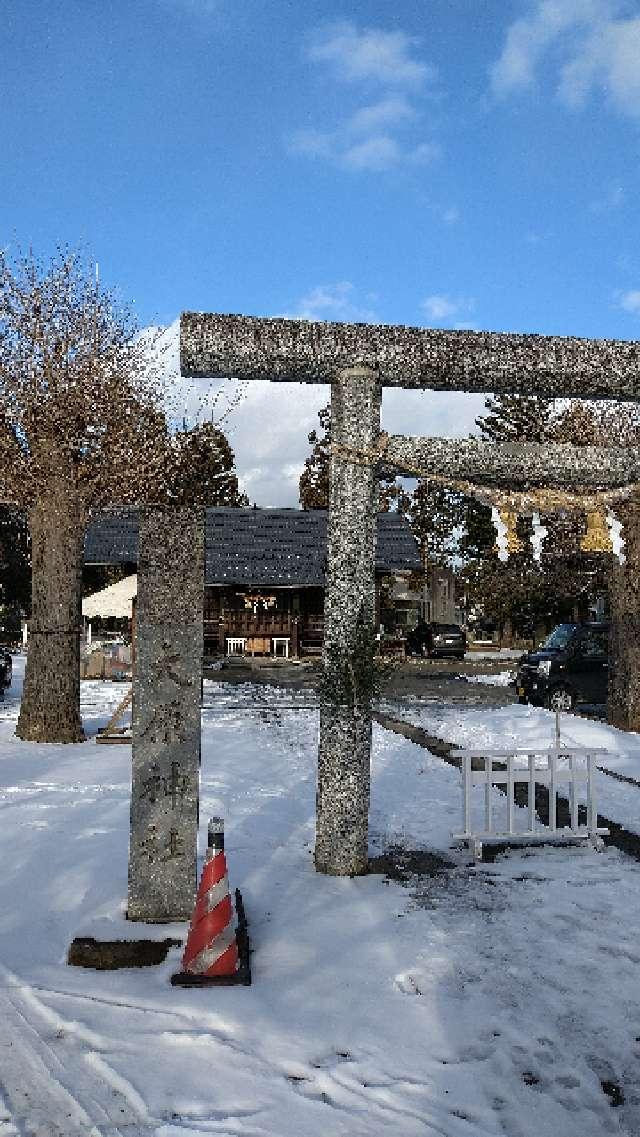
xmin=181 ymin=312 xmax=640 ymax=401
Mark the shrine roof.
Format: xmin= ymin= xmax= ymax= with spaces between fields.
xmin=84 ymin=507 xmax=421 ymax=585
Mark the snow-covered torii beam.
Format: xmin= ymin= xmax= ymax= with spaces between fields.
xmin=383 ymin=437 xmax=640 ymax=489
xmin=181 ymin=312 xmax=640 ymax=400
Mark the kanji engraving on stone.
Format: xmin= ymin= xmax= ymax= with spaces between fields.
xmin=154 ymin=641 xmax=193 ymax=689
xmin=135 ymin=825 xmax=185 ymax=864
xmin=138 ymin=826 xmax=160 ymax=864
xmin=167 ymin=828 xmax=185 ymax=859
xmin=140 ymin=698 xmax=186 ymax=745
xmin=140 ymin=768 xmax=164 ymax=804
xmin=140 ymin=761 xmax=190 ymax=807
xmin=165 ymin=761 xmax=190 ymax=808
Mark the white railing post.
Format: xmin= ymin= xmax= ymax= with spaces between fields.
xmin=507 ymin=755 xmax=514 ymax=835
xmin=548 ymin=751 xmax=557 ymax=833
xmin=485 ymin=756 xmax=493 ymax=833
xmin=528 ymin=754 xmax=536 ymax=834
xmin=587 ymin=753 xmax=595 ymax=833
xmin=570 ymin=754 xmax=578 ymax=831
xmin=463 ymin=754 xmax=471 ymax=836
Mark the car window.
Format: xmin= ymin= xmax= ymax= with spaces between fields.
xmin=541 ymin=624 xmax=578 ymax=650
xmin=579 ymin=628 xmax=609 ymax=658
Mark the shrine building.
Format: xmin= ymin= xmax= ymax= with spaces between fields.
xmin=84 ymin=507 xmax=420 ymax=659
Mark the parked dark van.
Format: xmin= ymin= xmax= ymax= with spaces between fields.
xmin=515 ymin=622 xmax=609 ymax=712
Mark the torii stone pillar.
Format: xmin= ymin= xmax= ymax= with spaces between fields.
xmin=316 ymin=368 xmax=381 ymax=875
xmin=127 ymin=507 xmax=204 ymax=921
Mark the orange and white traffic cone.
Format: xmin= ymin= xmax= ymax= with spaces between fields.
xmin=171 ymin=818 xmax=251 ymax=987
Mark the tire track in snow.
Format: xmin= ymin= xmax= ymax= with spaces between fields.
xmin=0 ymin=964 xmax=152 ymax=1136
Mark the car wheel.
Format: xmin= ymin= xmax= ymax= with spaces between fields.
xmin=547 ymin=685 xmax=574 ymax=713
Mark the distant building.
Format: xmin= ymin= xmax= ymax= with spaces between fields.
xmin=422 ymin=565 xmax=458 ymax=625
xmin=84 ymin=507 xmax=420 ymax=658
xmin=379 ymin=572 xmax=421 ymax=634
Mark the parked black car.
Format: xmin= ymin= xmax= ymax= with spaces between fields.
xmin=406 ymin=621 xmax=467 ymax=660
xmin=0 ymin=649 xmax=11 ymax=692
xmin=515 ymin=622 xmax=609 ymax=711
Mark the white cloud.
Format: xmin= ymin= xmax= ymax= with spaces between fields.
xmin=290 ymin=126 xmax=438 ymax=174
xmin=408 ymin=141 xmax=440 ymax=165
xmin=491 ymin=0 xmax=598 ymax=94
xmin=348 ymin=95 xmax=416 ymax=135
xmin=292 ymin=21 xmax=438 ymax=172
xmin=285 ymin=281 xmax=377 ymax=323
xmin=559 ymin=15 xmax=640 ymax=113
xmin=618 ymin=289 xmax=640 ymax=314
xmin=342 ymin=134 xmax=402 ymax=171
xmin=382 ymin=388 xmax=485 ymax=443
xmin=422 ymin=294 xmax=475 ymax=323
xmin=492 ymin=1 xmax=640 ymax=117
xmin=309 ymin=22 xmax=431 ymax=87
xmin=422 ymin=295 xmax=458 ymax=320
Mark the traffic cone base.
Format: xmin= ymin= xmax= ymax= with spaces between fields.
xmin=171 ymin=817 xmax=251 ymax=987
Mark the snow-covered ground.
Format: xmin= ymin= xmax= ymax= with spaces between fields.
xmin=464 ymin=670 xmax=515 ymax=687
xmin=2 ymin=658 xmax=640 ymax=1134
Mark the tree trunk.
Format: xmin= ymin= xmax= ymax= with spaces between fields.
xmin=501 ymin=619 xmax=513 ymax=648
xmin=16 ymin=491 xmax=85 ymax=743
xmin=607 ymin=498 xmax=640 ymax=732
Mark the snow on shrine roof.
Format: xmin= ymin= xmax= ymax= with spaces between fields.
xmin=84 ymin=507 xmax=420 ymax=586
xmin=82 ymin=573 xmax=138 ymax=619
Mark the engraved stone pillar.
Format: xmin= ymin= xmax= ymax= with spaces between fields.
xmin=608 ymin=498 xmax=640 ymax=732
xmin=127 ymin=507 xmax=204 ymax=921
xmin=315 ymin=367 xmax=381 ymax=876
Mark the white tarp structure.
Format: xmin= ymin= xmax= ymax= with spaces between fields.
xmin=82 ymin=574 xmax=137 ymax=619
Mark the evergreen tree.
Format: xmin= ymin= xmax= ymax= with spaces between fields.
xmin=409 ymin=481 xmax=466 ymax=565
xmin=475 ymin=394 xmax=554 ymax=443
xmin=0 ymin=506 xmax=30 ymax=636
xmin=299 ymin=405 xmax=331 ymax=509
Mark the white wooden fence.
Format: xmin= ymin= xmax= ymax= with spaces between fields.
xmin=452 ymin=746 xmax=610 ymax=860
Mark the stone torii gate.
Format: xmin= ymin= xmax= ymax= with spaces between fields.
xmin=174 ymin=312 xmax=640 ymax=881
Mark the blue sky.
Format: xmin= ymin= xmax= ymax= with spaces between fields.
xmin=3 ymin=0 xmax=640 ymax=503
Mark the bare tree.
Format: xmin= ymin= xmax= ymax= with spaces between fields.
xmin=0 ymin=248 xmax=240 ymax=743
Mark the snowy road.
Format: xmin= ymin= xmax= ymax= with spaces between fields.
xmin=1 ymin=661 xmax=640 ymax=1134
